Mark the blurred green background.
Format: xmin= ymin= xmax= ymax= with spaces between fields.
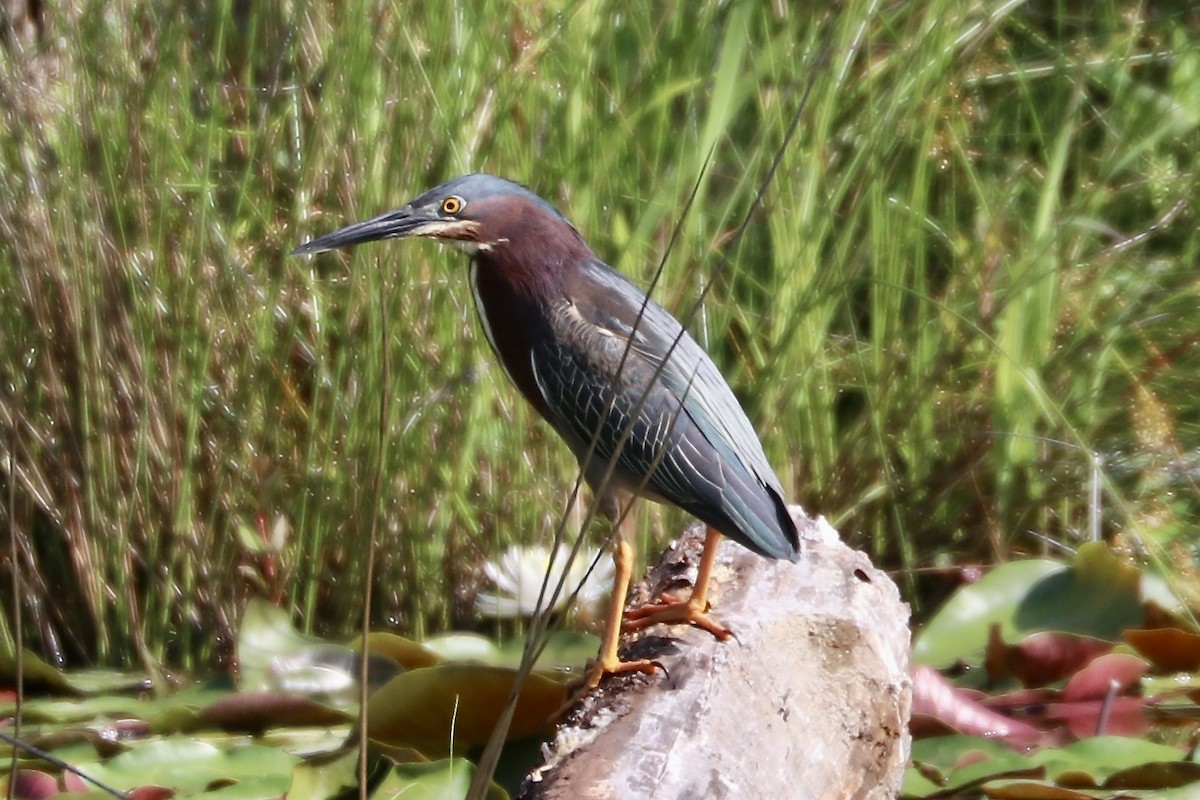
xmin=0 ymin=0 xmax=1196 ymax=672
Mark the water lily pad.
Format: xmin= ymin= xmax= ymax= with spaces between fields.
xmin=1031 ymin=736 xmax=1185 ymax=783
xmin=375 ymin=758 xmax=508 ymax=800
xmin=422 ymin=631 xmax=597 ymax=674
xmin=237 ymin=599 xmax=328 ymax=692
xmin=904 ymin=735 xmax=1038 ymax=796
xmin=0 ymin=649 xmax=76 ymax=695
xmin=910 ymin=665 xmax=1039 ymax=744
xmin=237 ymin=599 xmax=405 ymax=706
xmin=198 ymin=691 xmax=353 ymax=734
xmin=81 ymin=737 xmax=300 ymax=799
xmin=914 ymin=544 xmax=1143 ymax=670
xmin=497 ymin=631 xmax=598 ymax=675
xmin=1124 ymin=627 xmax=1200 ymax=672
xmin=985 ymin=630 xmax=1113 ymax=687
xmin=284 ymin=746 xmax=391 ymax=800
xmin=365 ymin=665 xmax=565 ymax=757
xmin=0 ymin=769 xmax=59 ymax=800
xmin=350 ymin=632 xmax=441 ymax=671
xmin=421 ymin=633 xmax=502 ymax=663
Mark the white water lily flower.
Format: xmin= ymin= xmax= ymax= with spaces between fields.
xmin=474 ymin=543 xmax=613 ymax=619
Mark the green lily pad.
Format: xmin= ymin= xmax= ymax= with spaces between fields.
xmin=350 ymin=632 xmax=441 ymax=671
xmin=284 ymin=746 xmax=392 ymax=800
xmin=914 ymin=543 xmax=1144 ymax=670
xmin=497 ymin=631 xmax=598 ymax=675
xmin=1031 ymin=736 xmax=1185 ymax=783
xmin=237 ymin=599 xmax=327 ymax=692
xmin=421 ymin=633 xmax=502 ymax=663
xmin=3 ymin=694 xmax=146 ymax=725
xmin=237 ymin=600 xmax=406 ymax=705
xmin=904 ymin=734 xmax=1191 ymax=798
xmin=0 ymin=649 xmax=77 ymax=695
xmin=423 ymin=631 xmax=597 ymax=674
xmin=82 ymin=737 xmax=300 ymax=799
xmin=375 ymin=759 xmax=508 ymax=800
xmin=365 ymin=664 xmax=565 ymax=757
xmin=904 ymin=735 xmax=1037 ymax=796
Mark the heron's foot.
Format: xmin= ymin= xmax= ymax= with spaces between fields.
xmin=553 ymin=655 xmax=667 ymax=718
xmin=579 ymin=654 xmax=668 ymax=690
xmin=623 ymin=595 xmax=733 ymax=640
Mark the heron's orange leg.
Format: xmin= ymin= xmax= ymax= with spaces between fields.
xmin=579 ymin=517 xmax=665 ymax=690
xmin=622 ymin=526 xmax=732 ymax=640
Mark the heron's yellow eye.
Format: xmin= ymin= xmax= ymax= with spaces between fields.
xmin=441 ymin=196 xmax=464 ymax=215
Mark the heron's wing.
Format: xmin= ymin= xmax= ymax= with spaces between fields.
xmin=529 ymin=259 xmax=797 ymax=559
xmin=579 ymin=261 xmax=784 ymax=489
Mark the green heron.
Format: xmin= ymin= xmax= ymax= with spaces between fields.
xmin=294 ymin=174 xmax=800 ymax=688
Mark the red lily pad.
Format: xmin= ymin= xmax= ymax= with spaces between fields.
xmin=1061 ymin=653 xmax=1148 ymax=702
xmin=911 ymin=664 xmax=1040 ymax=746
xmin=986 ymin=629 xmax=1114 ymax=688
xmin=1123 ymin=628 xmax=1200 ymax=672
xmin=198 ymin=690 xmax=354 ymax=734
xmin=1 ymin=769 xmax=60 ymax=800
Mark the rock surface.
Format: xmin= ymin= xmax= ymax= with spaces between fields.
xmin=524 ymin=509 xmax=912 ymax=800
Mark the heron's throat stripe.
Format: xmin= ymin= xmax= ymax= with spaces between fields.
xmin=469 ymin=261 xmax=519 ymax=388
xmin=415 ymin=219 xmax=481 ymax=241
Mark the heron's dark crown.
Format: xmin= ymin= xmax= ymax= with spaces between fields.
xmin=411 ymin=174 xmax=569 ymax=224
